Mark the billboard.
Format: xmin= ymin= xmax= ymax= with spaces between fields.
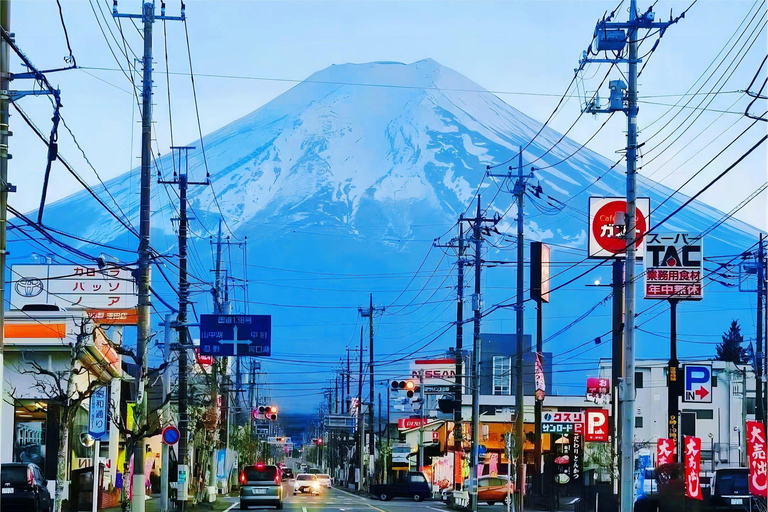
xmin=588 ymin=197 xmax=651 ymax=258
xmin=410 ymin=358 xmax=456 ymax=385
xmin=644 ymin=233 xmax=703 ymax=300
xmin=10 ymin=264 xmax=137 ymax=312
xmin=530 ymin=242 xmax=551 ymax=303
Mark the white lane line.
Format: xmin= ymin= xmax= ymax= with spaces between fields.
xmin=223 ymin=503 xmax=239 ymax=512
xmin=303 ymin=507 xmax=308 ymax=512
xmin=428 ymin=506 xmax=447 ymax=512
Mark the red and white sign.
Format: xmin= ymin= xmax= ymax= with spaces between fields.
xmin=657 ymin=438 xmax=676 ymax=467
xmin=411 ymin=359 xmax=456 ymax=385
xmin=645 ymin=233 xmax=703 ymax=300
xmin=432 ymin=431 xmax=439 ymax=441
xmin=684 ymin=436 xmax=703 ymax=500
xmin=398 ymin=418 xmax=429 ymax=430
xmin=586 ymin=377 xmax=610 ymax=404
xmin=588 ymin=197 xmax=651 ymax=259
xmin=542 ymin=411 xmax=584 ymax=424
xmin=196 ymin=349 xmax=213 ymax=366
xmin=747 ymin=420 xmax=768 ymax=497
xmin=584 ymin=409 xmax=609 ymax=442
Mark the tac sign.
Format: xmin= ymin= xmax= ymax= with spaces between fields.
xmin=584 ymin=409 xmax=609 ymax=442
xmin=682 ymin=364 xmax=712 ymax=403
xmin=588 ymin=197 xmax=651 ymax=259
xmin=162 ymin=425 xmax=180 ymax=445
xmin=645 ymin=233 xmax=703 ymax=300
xmin=747 ymin=421 xmax=768 ymax=497
xmin=88 ymin=386 xmax=109 ymax=440
xmin=199 ymin=314 xmax=272 ymax=357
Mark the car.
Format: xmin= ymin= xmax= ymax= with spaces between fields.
xmin=317 ymin=474 xmax=332 ymax=488
xmin=282 ymin=468 xmax=294 ymax=480
xmin=370 ymin=471 xmax=431 ymax=502
xmin=1 ymin=462 xmax=52 ymax=512
xmin=709 ymin=468 xmax=754 ymax=511
xmin=293 ymin=474 xmax=321 ymax=495
xmin=239 ymin=463 xmax=283 ymax=510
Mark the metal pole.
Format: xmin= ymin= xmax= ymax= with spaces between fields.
xmin=612 ymin=259 xmax=624 ymax=496
xmin=455 ymin=223 xmax=465 ymax=490
xmin=620 ymin=1 xmax=639 ymax=510
xmin=358 ymin=327 xmax=365 ymax=491
xmin=419 ymin=371 xmax=425 ymax=469
xmin=668 ymin=299 xmax=680 ymax=458
xmin=514 ymin=148 xmax=525 ymax=512
xmin=133 ymin=4 xmax=155 ymax=511
xmin=92 ymin=439 xmax=100 ymax=512
xmin=0 ymin=0 xmax=10 ymax=474
xmin=176 ymin=167 xmax=190 ymax=512
xmin=470 ymin=197 xmax=482 ymax=512
xmin=161 ymin=314 xmax=172 ymax=512
xmin=757 ymin=234 xmax=764 ymax=423
xmin=369 ymin=293 xmax=375 ymax=481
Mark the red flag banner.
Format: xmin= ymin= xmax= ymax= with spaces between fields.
xmin=657 ymin=438 xmax=676 ymax=466
xmin=747 ymin=420 xmax=768 ymax=497
xmin=684 ymin=436 xmax=702 ymax=500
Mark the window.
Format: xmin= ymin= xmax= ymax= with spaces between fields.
xmin=712 ymin=372 xmax=718 ymax=387
xmin=635 ymin=371 xmax=644 ymax=389
xmin=244 ymin=465 xmax=277 ymax=482
xmin=493 ymin=356 xmax=511 ymax=395
xmin=635 ymin=416 xmax=643 ymax=428
xmin=746 ymin=398 xmax=756 ymax=415
xmin=409 ymin=474 xmax=427 ymax=484
xmin=697 ymin=409 xmax=714 ymax=420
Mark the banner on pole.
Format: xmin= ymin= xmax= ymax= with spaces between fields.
xmin=747 ymin=420 xmax=768 ymax=497
xmin=656 ymin=438 xmax=676 ymax=467
xmin=684 ymin=436 xmax=702 ymax=500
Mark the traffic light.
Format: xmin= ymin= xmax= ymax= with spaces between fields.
xmin=437 ymin=396 xmax=454 ymax=413
xmin=391 ymin=380 xmax=420 ymax=398
xmin=266 ymin=406 xmax=278 ymax=420
xmin=312 ymin=438 xmax=323 ymax=445
xmin=256 ymin=405 xmax=279 ymax=420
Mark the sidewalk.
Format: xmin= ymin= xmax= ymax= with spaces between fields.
xmin=101 ymin=494 xmax=237 ymax=512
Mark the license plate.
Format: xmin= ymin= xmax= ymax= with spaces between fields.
xmin=253 ymin=488 xmax=267 ymax=495
xmin=730 ymin=499 xmax=743 ymax=505
xmin=2 ymin=488 xmax=13 ymax=494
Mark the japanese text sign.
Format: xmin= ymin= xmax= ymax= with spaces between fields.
xmin=684 ymin=436 xmax=702 ymax=501
xmin=542 ymin=411 xmax=584 ymax=424
xmin=199 ymin=314 xmax=271 ymax=357
xmin=588 ymin=197 xmax=651 ymax=259
xmin=584 ymin=409 xmax=609 ymax=442
xmin=682 ymin=364 xmax=712 ymax=403
xmin=11 ymin=264 xmax=138 ymax=311
xmin=645 ymin=233 xmax=703 ymax=300
xmin=88 ymin=386 xmax=109 ymax=440
xmin=747 ymin=421 xmax=768 ymax=497
xmin=657 ymin=438 xmax=676 ymax=467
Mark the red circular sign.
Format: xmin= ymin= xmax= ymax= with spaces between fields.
xmin=592 ymin=201 xmax=648 ymax=254
xmin=162 ymin=425 xmax=180 ymax=445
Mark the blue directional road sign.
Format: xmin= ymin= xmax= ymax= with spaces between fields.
xmin=199 ymin=314 xmax=271 ymax=357
xmin=682 ymin=364 xmax=712 ymax=403
xmin=88 ymin=386 xmax=109 ymax=439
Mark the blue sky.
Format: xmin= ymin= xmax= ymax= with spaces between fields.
xmin=10 ymin=0 xmax=766 ymax=230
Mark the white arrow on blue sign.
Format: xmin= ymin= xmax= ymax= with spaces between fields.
xmin=199 ymin=314 xmax=271 ymax=357
xmin=88 ymin=386 xmax=109 ymax=439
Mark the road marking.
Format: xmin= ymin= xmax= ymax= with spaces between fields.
xmin=428 ymin=507 xmax=446 ymax=512
xmin=223 ymin=503 xmax=238 ymax=512
xmin=303 ymin=507 xmax=308 ymax=512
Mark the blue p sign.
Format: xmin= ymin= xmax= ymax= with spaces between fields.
xmin=683 ymin=364 xmax=712 ymax=403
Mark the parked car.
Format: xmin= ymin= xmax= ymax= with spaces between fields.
xmin=293 ymin=474 xmax=321 ymax=495
xmin=239 ymin=463 xmax=283 ymax=510
xmin=709 ymin=468 xmax=753 ymax=511
xmin=370 ymin=471 xmax=431 ymax=501
xmin=317 ymin=474 xmax=332 ymax=488
xmin=1 ymin=462 xmax=52 ymax=512
xmin=443 ymin=476 xmax=514 ymax=506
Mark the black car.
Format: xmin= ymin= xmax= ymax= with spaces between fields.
xmin=709 ymin=468 xmax=754 ymax=511
xmin=1 ymin=463 xmax=52 ymax=512
xmin=370 ymin=471 xmax=431 ymax=501
xmin=282 ymin=468 xmax=294 ymax=480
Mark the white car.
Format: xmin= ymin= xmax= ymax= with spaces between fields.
xmin=293 ymin=474 xmax=321 ymax=495
xmin=317 ymin=474 xmax=332 ymax=488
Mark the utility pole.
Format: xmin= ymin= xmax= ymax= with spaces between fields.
xmin=0 ymin=0 xmax=9 ymax=470
xmin=358 ymin=327 xmax=365 ymax=491
xmin=578 ymin=4 xmax=684 ymax=509
xmin=488 ymin=149 xmax=527 ymax=510
xmin=160 ymin=314 xmax=174 ymax=512
xmin=418 ymin=371 xmax=425 ymax=468
xmin=359 ymin=294 xmax=384 ymax=484
xmin=611 ymin=259 xmax=624 ymax=494
xmin=455 ymin=224 xmax=465 ymax=490
xmin=158 ymin=145 xmax=207 ymax=511
xmin=460 ymin=197 xmax=499 ymax=512
xmin=111 ymin=4 xmax=184 ymax=512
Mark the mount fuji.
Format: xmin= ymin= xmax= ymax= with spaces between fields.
xmin=17 ymin=59 xmax=761 ymax=411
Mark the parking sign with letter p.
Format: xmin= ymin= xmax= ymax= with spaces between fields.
xmin=584 ymin=409 xmax=609 ymax=442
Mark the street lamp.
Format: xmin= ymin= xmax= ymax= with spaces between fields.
xmin=707 ymin=433 xmax=714 ymax=472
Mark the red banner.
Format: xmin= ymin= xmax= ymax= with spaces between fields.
xmin=684 ymin=436 xmax=702 ymax=500
xmin=747 ymin=421 xmax=768 ymax=496
xmin=657 ymin=438 xmax=676 ymax=466
xmin=398 ymin=418 xmax=429 ymax=430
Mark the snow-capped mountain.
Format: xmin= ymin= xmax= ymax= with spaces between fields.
xmin=17 ymin=59 xmax=761 ymax=408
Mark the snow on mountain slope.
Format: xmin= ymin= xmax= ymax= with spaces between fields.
xmin=17 ymin=59 xmax=762 ymax=405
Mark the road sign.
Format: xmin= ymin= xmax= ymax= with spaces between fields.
xmin=162 ymin=425 xmax=180 ymax=445
xmin=199 ymin=314 xmax=271 ymax=356
xmin=324 ymin=414 xmax=356 ymax=430
xmin=588 ymin=197 xmax=651 ymax=259
xmin=645 ymin=233 xmax=703 ymax=300
xmin=88 ymin=386 xmax=108 ymax=440
xmin=683 ymin=364 xmax=712 ymax=403
xmin=584 ymin=409 xmax=609 ymax=442
xmin=423 ymin=385 xmax=456 ymax=395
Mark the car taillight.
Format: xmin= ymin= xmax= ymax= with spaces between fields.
xmin=27 ymin=468 xmax=34 ymax=485
xmin=239 ymin=471 xmax=246 ymax=485
xmin=275 ymin=476 xmax=280 ymax=484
